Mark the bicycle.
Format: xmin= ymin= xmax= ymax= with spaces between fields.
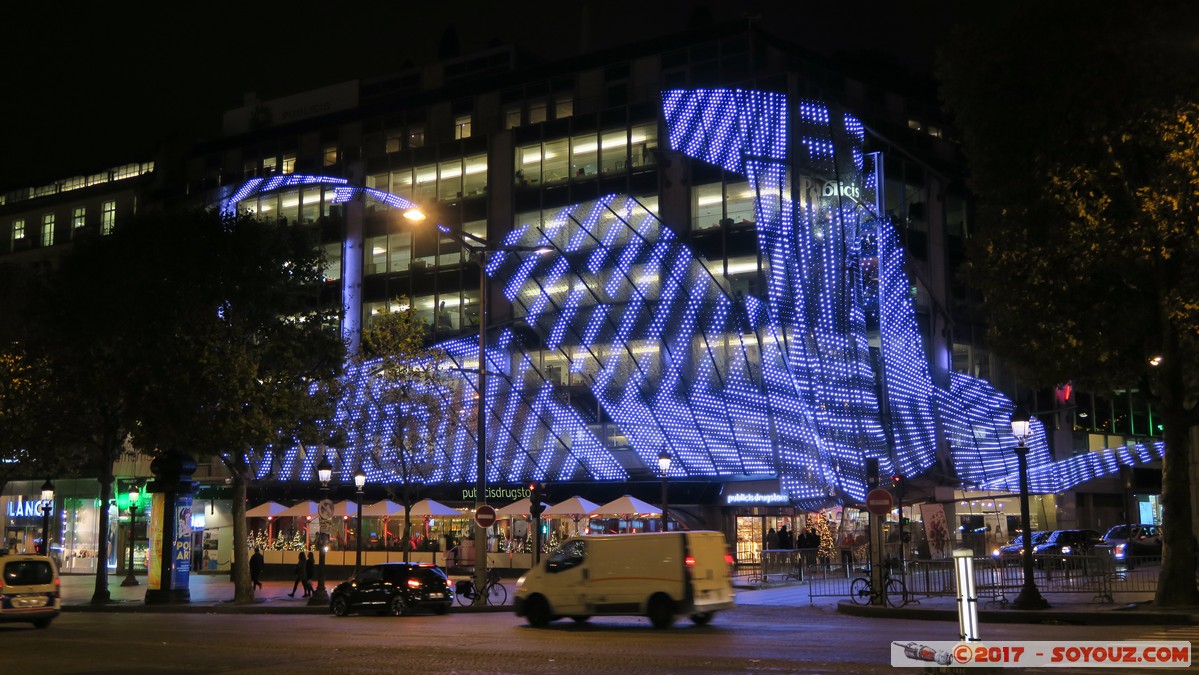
xmin=455 ymin=568 xmax=507 ymax=606
xmin=849 ymin=565 xmax=909 ymax=608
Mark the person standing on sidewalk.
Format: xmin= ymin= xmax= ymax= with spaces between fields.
xmin=250 ymin=548 xmax=264 ymax=591
xmin=288 ymin=551 xmax=306 ymax=597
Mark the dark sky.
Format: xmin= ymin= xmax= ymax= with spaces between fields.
xmin=0 ymin=1 xmax=957 ymax=189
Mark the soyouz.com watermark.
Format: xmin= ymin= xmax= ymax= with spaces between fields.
xmin=891 ymin=641 xmax=1191 ymax=668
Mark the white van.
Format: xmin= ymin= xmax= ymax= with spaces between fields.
xmin=514 ymin=531 xmax=735 ymax=628
xmin=0 ymin=553 xmax=60 ymax=628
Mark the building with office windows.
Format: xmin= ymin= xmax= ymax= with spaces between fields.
xmin=0 ymin=21 xmax=1165 ymax=565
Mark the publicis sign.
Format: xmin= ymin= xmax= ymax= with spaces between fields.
xmin=6 ymin=498 xmax=52 ymax=519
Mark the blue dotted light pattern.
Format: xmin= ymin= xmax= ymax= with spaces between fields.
xmin=222 ymin=89 xmax=1161 ymax=501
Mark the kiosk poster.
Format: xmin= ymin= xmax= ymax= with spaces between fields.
xmin=147 ymin=493 xmax=165 ymax=590
xmin=173 ymin=495 xmax=193 ymax=589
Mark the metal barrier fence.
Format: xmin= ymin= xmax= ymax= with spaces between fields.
xmin=742 ymin=548 xmax=1163 ymax=606
xmin=803 ymin=553 xmax=1146 ymax=605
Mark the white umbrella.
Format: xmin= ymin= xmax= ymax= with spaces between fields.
xmin=589 ymin=495 xmax=662 ymax=517
xmin=543 ymin=496 xmax=601 ymax=517
xmin=407 ymin=498 xmax=463 ymax=517
xmin=330 ymin=500 xmax=363 ymax=517
xmin=277 ymin=501 xmax=320 ymax=518
xmin=362 ymin=500 xmax=406 ymax=517
xmin=245 ymin=501 xmax=290 ymax=518
xmin=495 ymin=498 xmax=550 ymax=518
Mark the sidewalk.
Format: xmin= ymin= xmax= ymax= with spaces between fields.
xmin=732 ymin=578 xmax=1199 ymax=625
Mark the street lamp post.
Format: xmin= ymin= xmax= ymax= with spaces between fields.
xmin=1010 ymin=404 xmax=1049 ymax=610
xmin=309 ymin=455 xmax=333 ymax=605
xmin=658 ymin=450 xmax=671 ymax=531
xmin=39 ymin=480 xmax=54 ymax=558
xmin=122 ymin=485 xmax=140 ymax=586
xmin=354 ymin=469 xmax=366 ymax=573
xmin=403 ymin=207 xmax=550 ymax=605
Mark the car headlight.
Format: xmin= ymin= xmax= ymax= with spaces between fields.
xmin=1060 ymin=545 xmax=1072 ymax=554
xmin=992 ymin=548 xmax=1000 ymax=558
xmin=516 ymin=573 xmax=527 ymax=589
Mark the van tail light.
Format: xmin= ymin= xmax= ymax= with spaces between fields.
xmin=684 ymin=555 xmax=696 ymax=568
xmin=55 ymin=576 xmax=61 ymax=598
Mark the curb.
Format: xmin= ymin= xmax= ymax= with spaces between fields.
xmin=61 ymin=601 xmax=514 ymax=615
xmin=835 ymin=600 xmax=1199 ymax=626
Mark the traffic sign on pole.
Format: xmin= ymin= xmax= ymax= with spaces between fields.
xmin=474 ymin=504 xmax=497 ymax=529
xmin=865 ymin=488 xmax=895 ymax=516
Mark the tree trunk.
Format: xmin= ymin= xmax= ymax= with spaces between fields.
xmin=90 ymin=447 xmax=116 ymax=604
xmin=231 ymin=472 xmax=254 ymax=603
xmin=1153 ymin=359 xmax=1198 ymax=607
xmin=403 ymin=512 xmax=412 ymax=564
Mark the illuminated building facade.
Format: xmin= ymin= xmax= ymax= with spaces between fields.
xmin=1 ymin=23 xmax=1167 ymax=559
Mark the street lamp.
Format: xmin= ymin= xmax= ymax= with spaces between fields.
xmin=39 ymin=480 xmax=54 ymax=558
xmin=354 ymin=469 xmax=366 ymax=573
xmin=121 ymin=485 xmax=140 ymax=586
xmin=403 ymin=207 xmax=550 ymax=604
xmin=1010 ymin=404 xmax=1049 ymax=610
xmin=309 ymin=455 xmax=333 ymax=605
xmin=658 ymin=450 xmax=672 ymax=531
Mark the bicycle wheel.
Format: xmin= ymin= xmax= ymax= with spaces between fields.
xmin=849 ymin=577 xmax=871 ymax=605
xmin=486 ymin=581 xmax=508 ymax=606
xmin=455 ymin=585 xmax=474 ymax=607
xmin=884 ymin=577 xmax=907 ymax=608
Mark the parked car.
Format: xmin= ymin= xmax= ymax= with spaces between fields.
xmin=329 ymin=562 xmax=453 ymax=617
xmin=992 ymin=531 xmax=1048 ymax=563
xmin=1103 ymin=524 xmax=1162 ymax=566
xmin=1032 ymin=529 xmax=1104 ymax=562
xmin=0 ymin=552 xmax=60 ymax=628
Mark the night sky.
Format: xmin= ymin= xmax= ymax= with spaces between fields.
xmin=0 ymin=1 xmax=956 ymax=190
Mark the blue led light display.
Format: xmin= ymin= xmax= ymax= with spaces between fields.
xmin=223 ymin=89 xmax=1161 ymax=506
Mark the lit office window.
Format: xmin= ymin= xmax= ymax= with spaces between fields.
xmin=504 ymin=106 xmax=521 ymax=130
xmin=263 ymin=157 xmax=278 ymax=174
xmin=528 ymin=100 xmax=547 ymax=125
xmin=385 ymin=129 xmax=403 ymax=153
xmin=73 ymin=207 xmax=86 ymax=228
xmin=323 ymin=146 xmax=338 ymax=166
xmin=41 ymin=214 xmax=54 ymax=247
xmin=454 ymin=115 xmax=472 ymax=140
xmin=102 ymin=201 xmax=116 ymax=235
xmin=282 ymin=154 xmax=296 ymax=174
xmin=555 ymin=95 xmax=573 ymax=119
xmin=12 ymin=219 xmax=24 ymax=241
xmin=408 ymin=126 xmax=425 ymax=148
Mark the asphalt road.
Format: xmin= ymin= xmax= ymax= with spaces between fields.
xmin=1 ymin=603 xmax=1192 ymax=674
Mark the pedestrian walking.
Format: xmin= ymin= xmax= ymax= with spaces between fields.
xmin=765 ymin=527 xmax=779 ymax=550
xmin=249 ymin=547 xmax=264 ymax=591
xmin=288 ymin=551 xmax=306 ymax=597
xmin=304 ymin=551 xmax=316 ymax=596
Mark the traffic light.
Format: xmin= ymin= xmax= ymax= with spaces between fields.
xmin=528 ymin=482 xmax=547 ymax=517
xmin=891 ymin=474 xmax=902 ymax=487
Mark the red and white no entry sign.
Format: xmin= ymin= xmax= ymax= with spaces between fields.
xmin=474 ymin=504 xmax=498 ymax=528
xmin=865 ymin=488 xmax=895 ymax=516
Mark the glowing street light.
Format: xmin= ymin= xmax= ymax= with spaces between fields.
xmin=1010 ymin=404 xmax=1048 ymax=610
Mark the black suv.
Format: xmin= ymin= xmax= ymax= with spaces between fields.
xmin=330 ymin=562 xmax=454 ymax=617
xmin=1032 ymin=529 xmax=1103 ymax=560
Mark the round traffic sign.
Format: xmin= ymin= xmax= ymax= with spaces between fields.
xmin=474 ymin=504 xmax=497 ymax=529
xmin=319 ymin=498 xmax=335 ymax=519
xmin=865 ymin=488 xmax=895 ymax=516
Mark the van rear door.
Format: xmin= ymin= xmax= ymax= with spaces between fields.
xmin=685 ymin=532 xmax=735 ymax=611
